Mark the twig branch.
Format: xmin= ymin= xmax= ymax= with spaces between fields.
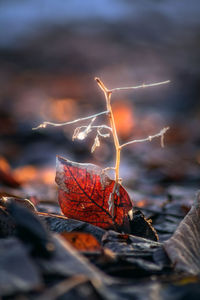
xmin=33 ymin=76 xmax=170 ymax=228
xmin=95 ymin=77 xmax=170 ymax=222
xmin=72 ymin=124 xmax=112 ymax=141
xmin=95 ymin=77 xmax=121 ymax=220
xmin=32 ymin=110 xmax=109 ymax=130
xmin=110 ymin=80 xmax=170 ymax=93
xmin=72 ymin=125 xmax=112 ymax=132
xmin=120 ymin=127 xmax=170 ymax=149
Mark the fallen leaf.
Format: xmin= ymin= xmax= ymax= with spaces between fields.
xmin=128 ymin=209 xmax=158 ymax=241
xmin=0 ymin=196 xmax=37 ymax=212
xmin=38 ymin=234 xmax=111 ymax=284
xmin=102 ymin=230 xmax=161 ymax=255
xmin=61 ymin=232 xmax=101 ymax=251
xmin=38 ymin=212 xmax=105 ymax=242
xmin=6 ymin=201 xmax=54 ymax=258
xmin=0 ymin=206 xmax=16 ymax=237
xmin=0 ymin=238 xmax=42 ymax=297
xmin=55 ymin=156 xmax=132 ymax=230
xmin=101 ymin=230 xmax=162 ymax=277
xmin=164 ymin=191 xmax=200 ymax=275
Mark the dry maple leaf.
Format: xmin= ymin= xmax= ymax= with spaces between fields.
xmin=55 ymin=156 xmax=132 ymax=231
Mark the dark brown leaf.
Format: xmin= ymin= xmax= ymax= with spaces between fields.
xmin=0 ymin=238 xmax=42 ymax=296
xmin=128 ymin=209 xmax=158 ymax=241
xmin=38 ymin=212 xmax=105 ymax=242
xmin=164 ymin=191 xmax=200 ymax=275
xmin=0 ymin=196 xmax=37 ymax=212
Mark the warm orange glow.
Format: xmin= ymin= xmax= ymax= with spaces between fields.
xmin=0 ymin=156 xmax=11 ymax=173
xmin=112 ymin=100 xmax=135 ymax=139
xmin=13 ymin=165 xmax=55 ymax=185
xmin=43 ymin=98 xmax=79 ymax=122
xmin=40 ymin=168 xmax=55 ymax=185
xmin=136 ymin=199 xmax=147 ymax=207
xmin=13 ymin=166 xmax=37 ymax=183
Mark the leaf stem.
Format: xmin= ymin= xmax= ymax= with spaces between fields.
xmin=95 ymin=77 xmax=121 ymax=219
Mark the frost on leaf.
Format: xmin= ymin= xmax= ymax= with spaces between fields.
xmin=55 ymin=156 xmax=132 ymax=230
xmin=72 ymin=117 xmax=96 ymax=141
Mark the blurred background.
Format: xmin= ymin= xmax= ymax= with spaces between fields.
xmin=0 ymin=0 xmax=200 ymax=206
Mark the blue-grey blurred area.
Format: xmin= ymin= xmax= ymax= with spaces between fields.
xmin=0 ymin=0 xmax=200 ymax=171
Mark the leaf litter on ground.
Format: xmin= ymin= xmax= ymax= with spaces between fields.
xmin=1 ymin=159 xmax=200 ymax=298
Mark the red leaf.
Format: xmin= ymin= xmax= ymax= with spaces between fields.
xmin=56 ymin=156 xmax=132 ymax=230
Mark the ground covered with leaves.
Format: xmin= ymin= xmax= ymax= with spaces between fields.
xmin=0 ymin=122 xmax=200 ymax=299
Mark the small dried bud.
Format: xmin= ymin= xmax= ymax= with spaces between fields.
xmin=91 ymin=135 xmax=100 ymax=153
xmin=72 ymin=117 xmax=96 ymax=141
xmin=77 ymin=131 xmax=87 ymax=140
xmin=72 ymin=127 xmax=81 ymax=141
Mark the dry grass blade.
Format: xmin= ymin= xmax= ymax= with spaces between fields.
xmin=36 ymin=275 xmax=89 ymax=300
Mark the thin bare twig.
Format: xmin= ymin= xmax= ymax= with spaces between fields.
xmin=95 ymin=77 xmax=121 ymax=220
xmin=32 ymin=110 xmax=109 ymax=130
xmin=120 ymin=127 xmax=169 ymax=149
xmin=72 ymin=125 xmax=112 ymax=132
xmin=110 ymin=80 xmax=170 ymax=93
xmin=95 ymin=77 xmax=170 ymax=221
